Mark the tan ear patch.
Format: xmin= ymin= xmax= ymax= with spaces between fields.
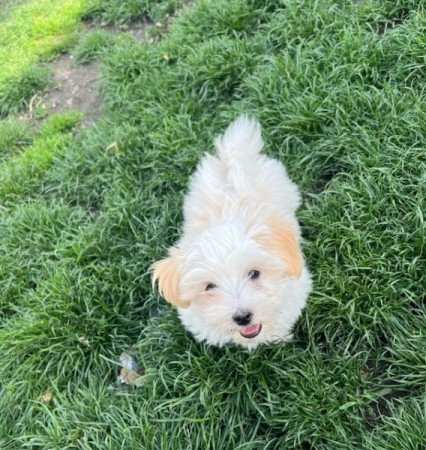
xmin=255 ymin=217 xmax=303 ymax=279
xmin=151 ymin=249 xmax=190 ymax=308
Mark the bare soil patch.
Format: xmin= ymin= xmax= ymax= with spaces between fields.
xmin=40 ymin=21 xmax=150 ymax=127
xmin=43 ymin=54 xmax=102 ymax=128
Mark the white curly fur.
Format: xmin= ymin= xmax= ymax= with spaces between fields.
xmin=153 ymin=117 xmax=312 ymax=348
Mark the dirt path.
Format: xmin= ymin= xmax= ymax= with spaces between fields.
xmin=44 ymin=54 xmax=102 ymax=128
xmin=36 ymin=21 xmax=150 ymax=127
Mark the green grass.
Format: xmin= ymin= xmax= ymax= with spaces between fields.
xmin=73 ymin=30 xmax=118 ymax=64
xmin=0 ymin=0 xmax=28 ymax=23
xmin=0 ymin=111 xmax=81 ymax=201
xmin=0 ymin=0 xmax=425 ymax=448
xmin=0 ymin=117 xmax=34 ymax=161
xmin=0 ymin=0 xmax=91 ymax=117
xmin=85 ymin=0 xmax=187 ymax=24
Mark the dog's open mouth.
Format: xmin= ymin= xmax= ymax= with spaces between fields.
xmin=239 ymin=323 xmax=262 ymax=339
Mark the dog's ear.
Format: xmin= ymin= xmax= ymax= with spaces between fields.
xmin=151 ymin=248 xmax=190 ymax=308
xmin=255 ymin=216 xmax=303 ymax=279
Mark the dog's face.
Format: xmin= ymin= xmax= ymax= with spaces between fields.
xmin=153 ymin=217 xmax=304 ymax=347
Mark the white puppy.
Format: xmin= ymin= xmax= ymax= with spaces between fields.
xmin=153 ymin=117 xmax=312 ymax=348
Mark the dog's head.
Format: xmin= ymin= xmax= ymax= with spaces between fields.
xmin=152 ymin=215 xmax=305 ymax=346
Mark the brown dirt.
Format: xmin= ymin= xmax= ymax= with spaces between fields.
xmin=43 ymin=54 xmax=102 ymax=128
xmin=40 ymin=21 xmax=151 ymax=127
xmin=114 ymin=22 xmax=149 ymax=43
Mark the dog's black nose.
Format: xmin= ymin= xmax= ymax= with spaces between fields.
xmin=232 ymin=310 xmax=253 ymax=326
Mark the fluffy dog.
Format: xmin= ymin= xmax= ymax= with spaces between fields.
xmin=152 ymin=117 xmax=312 ymax=348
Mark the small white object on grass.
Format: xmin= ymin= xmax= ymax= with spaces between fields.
xmin=116 ymin=351 xmax=145 ymax=387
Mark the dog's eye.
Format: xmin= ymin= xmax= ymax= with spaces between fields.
xmin=205 ymin=283 xmax=217 ymax=291
xmin=248 ymin=270 xmax=260 ymax=280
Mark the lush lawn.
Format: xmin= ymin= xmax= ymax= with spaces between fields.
xmin=0 ymin=0 xmax=425 ymax=448
xmin=0 ymin=0 xmax=27 ymax=22
xmin=0 ymin=0 xmax=92 ymax=116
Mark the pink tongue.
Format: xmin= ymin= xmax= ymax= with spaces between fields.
xmin=241 ymin=324 xmax=260 ymax=335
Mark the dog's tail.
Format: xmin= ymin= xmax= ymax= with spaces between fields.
xmin=214 ymin=116 xmax=263 ymax=190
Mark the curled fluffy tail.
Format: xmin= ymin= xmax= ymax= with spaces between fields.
xmin=214 ymin=116 xmax=263 ymax=190
xmin=215 ymin=116 xmax=263 ymax=161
